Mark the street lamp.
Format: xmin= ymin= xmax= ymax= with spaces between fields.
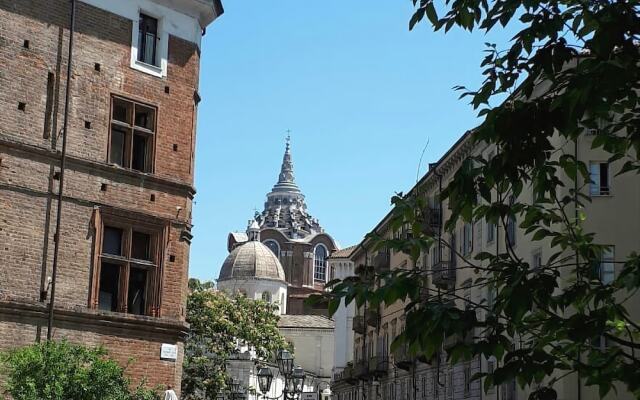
xmin=292 ymin=366 xmax=306 ymax=394
xmin=276 ymin=349 xmax=294 ymax=376
xmin=226 ymin=377 xmax=244 ymax=400
xmin=257 ymin=366 xmax=274 ymax=395
xmin=257 ymin=350 xmax=306 ymax=400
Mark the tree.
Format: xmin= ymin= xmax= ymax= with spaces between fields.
xmin=315 ymin=0 xmax=640 ymax=399
xmin=0 ymin=340 xmax=160 ymax=400
xmin=181 ymin=280 xmax=290 ymax=400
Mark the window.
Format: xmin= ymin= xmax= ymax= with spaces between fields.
xmin=486 ymin=217 xmax=495 ymax=243
xmin=93 ymin=217 xmax=162 ymax=316
xmin=506 ymin=196 xmax=516 ymax=247
xmin=462 ymin=222 xmax=473 ymax=256
xmin=463 ymin=279 xmax=472 ymax=309
xmin=264 ymin=239 xmax=280 ymax=257
xmin=262 ymin=291 xmax=272 ymax=302
xmin=487 ymin=284 xmax=496 ymax=312
xmin=464 ymin=363 xmax=471 ymax=395
xmin=596 ymin=247 xmax=615 ymax=285
xmin=447 ymin=369 xmax=454 ymax=399
xmin=532 ymin=250 xmax=543 ymax=271
xmin=314 ymin=244 xmax=328 ymax=281
xmin=487 ymin=360 xmax=496 ymax=393
xmin=138 ymin=14 xmax=159 ymax=66
xmin=590 ymin=162 xmax=610 ymax=195
xmin=109 ymin=97 xmax=156 ymax=173
xmin=450 ymin=234 xmax=457 ymax=268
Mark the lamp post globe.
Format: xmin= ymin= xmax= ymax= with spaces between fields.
xmin=257 ymin=366 xmax=274 ymax=395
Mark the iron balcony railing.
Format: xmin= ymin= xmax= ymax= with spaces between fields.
xmin=354 ymin=359 xmax=369 ymax=379
xmin=368 ymin=354 xmax=389 ymax=376
xmin=392 ymin=344 xmax=414 ymax=371
xmin=366 ymin=309 xmax=380 ymax=327
xmin=432 ymin=259 xmax=456 ymax=287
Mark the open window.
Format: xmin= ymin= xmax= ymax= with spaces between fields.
xmin=138 ymin=14 xmax=159 ymax=67
xmin=109 ymin=96 xmax=156 ymax=173
xmin=92 ymin=212 xmax=165 ymax=316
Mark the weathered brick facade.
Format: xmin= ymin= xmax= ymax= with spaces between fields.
xmin=0 ymin=0 xmax=220 ymax=394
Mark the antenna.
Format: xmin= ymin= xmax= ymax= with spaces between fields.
xmin=416 ymin=138 xmax=431 ymax=183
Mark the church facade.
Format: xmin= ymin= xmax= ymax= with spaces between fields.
xmin=224 ymin=138 xmax=337 ymax=315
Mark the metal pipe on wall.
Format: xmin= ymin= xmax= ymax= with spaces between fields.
xmin=47 ymin=0 xmax=76 ymax=340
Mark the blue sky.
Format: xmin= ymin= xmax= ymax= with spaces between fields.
xmin=190 ymin=1 xmax=517 ymax=281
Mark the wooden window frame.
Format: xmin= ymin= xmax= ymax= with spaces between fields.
xmin=108 ymin=95 xmax=157 ymax=173
xmin=91 ymin=209 xmax=167 ymax=317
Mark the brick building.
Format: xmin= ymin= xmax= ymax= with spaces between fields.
xmin=0 ymin=0 xmax=222 ymax=393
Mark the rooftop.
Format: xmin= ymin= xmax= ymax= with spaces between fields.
xmin=277 ymin=314 xmax=335 ymax=330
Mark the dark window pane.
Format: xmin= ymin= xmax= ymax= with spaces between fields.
xmin=131 ymin=231 xmax=151 ymax=261
xmin=98 ymin=263 xmax=119 ymax=312
xmin=134 ymin=105 xmax=155 ymax=131
xmin=138 ymin=14 xmax=158 ymax=66
xmin=600 ymin=163 xmax=609 ymax=192
xmin=112 ymin=99 xmax=131 ymax=124
xmin=265 ymin=240 xmax=279 ymax=257
xmin=127 ymin=267 xmax=147 ymax=315
xmin=109 ymin=128 xmax=126 ymax=166
xmin=102 ymin=227 xmax=123 ymax=256
xmin=132 ymin=134 xmax=148 ymax=172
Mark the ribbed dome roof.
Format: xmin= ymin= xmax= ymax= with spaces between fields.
xmin=218 ymin=241 xmax=286 ymax=282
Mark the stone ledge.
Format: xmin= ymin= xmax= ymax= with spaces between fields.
xmin=0 ymin=299 xmax=189 ymax=341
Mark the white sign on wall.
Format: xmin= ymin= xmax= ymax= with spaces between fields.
xmin=160 ymin=343 xmax=178 ymax=361
xmin=300 ymin=393 xmax=318 ymax=400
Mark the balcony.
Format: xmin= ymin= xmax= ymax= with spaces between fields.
xmin=354 ymin=359 xmax=369 ymax=379
xmin=353 ymin=315 xmax=366 ymax=334
xmin=421 ymin=206 xmax=442 ymax=234
xmin=366 ymin=309 xmax=380 ymax=327
xmin=432 ymin=260 xmax=456 ymax=288
xmin=368 ymin=355 xmax=389 ymax=377
xmin=342 ymin=364 xmax=357 ymax=384
xmin=373 ymin=250 xmax=390 ymax=272
xmin=392 ymin=344 xmax=414 ymax=371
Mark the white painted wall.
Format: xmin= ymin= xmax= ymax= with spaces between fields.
xmin=218 ymin=278 xmax=288 ymax=315
xmin=328 ymin=258 xmax=356 ymax=374
xmin=79 ymin=0 xmax=206 ymax=77
xmin=280 ymin=327 xmax=334 ymax=381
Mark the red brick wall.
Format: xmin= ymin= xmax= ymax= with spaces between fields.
xmin=0 ymin=0 xmax=202 ymax=394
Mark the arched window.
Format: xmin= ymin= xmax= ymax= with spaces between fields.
xmin=263 ymin=239 xmax=280 ymax=257
xmin=314 ymin=244 xmax=328 ymax=282
xmin=262 ymin=291 xmax=272 ymax=303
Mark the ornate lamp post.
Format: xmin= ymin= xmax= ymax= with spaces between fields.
xmin=226 ymin=377 xmax=245 ymax=400
xmin=257 ymin=349 xmax=306 ymax=400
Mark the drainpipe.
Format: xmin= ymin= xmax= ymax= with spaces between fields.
xmin=47 ymin=0 xmax=76 ymax=341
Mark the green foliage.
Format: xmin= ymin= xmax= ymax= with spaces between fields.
xmin=313 ymin=0 xmax=640 ymax=398
xmin=181 ymin=280 xmax=290 ymax=400
xmin=0 ymin=340 xmax=159 ymax=400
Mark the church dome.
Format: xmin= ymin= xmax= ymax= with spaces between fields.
xmin=219 ymin=241 xmax=286 ymax=282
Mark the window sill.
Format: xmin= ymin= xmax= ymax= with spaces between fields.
xmin=131 ymin=59 xmax=164 ymax=78
xmin=590 ymin=194 xmax=613 ymax=198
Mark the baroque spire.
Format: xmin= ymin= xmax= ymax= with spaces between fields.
xmin=270 ymin=134 xmax=301 ymax=194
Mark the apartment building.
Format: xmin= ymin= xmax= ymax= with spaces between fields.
xmin=329 ymin=246 xmax=358 ymax=394
xmin=0 ymin=0 xmax=222 ymax=392
xmin=332 ymin=129 xmax=640 ymax=400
